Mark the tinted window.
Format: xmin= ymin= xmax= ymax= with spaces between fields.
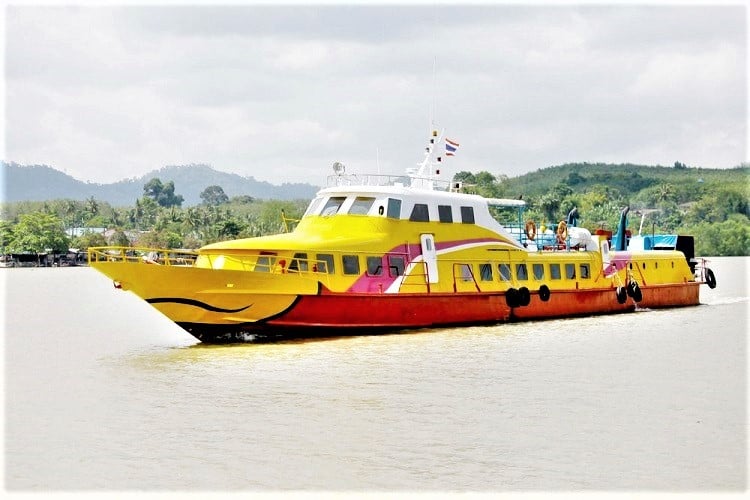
xmin=321 ymin=197 xmax=346 ymax=216
xmin=389 ymin=256 xmax=405 ymax=277
xmin=479 ymin=263 xmax=493 ymax=281
xmin=349 ymin=197 xmax=375 ymax=215
xmin=304 ymin=197 xmax=324 ymax=216
xmin=367 ymin=256 xmax=383 ymax=276
xmin=533 ymin=263 xmax=545 ymax=280
xmin=409 ymin=203 xmax=430 ymax=222
xmin=342 ymin=255 xmax=360 ymax=275
xmin=316 ymin=254 xmax=335 ymax=274
xmin=255 ymin=256 xmax=273 ymax=273
xmin=387 ymin=198 xmax=402 ymax=219
xmin=438 ymin=205 xmax=453 ymax=223
xmin=498 ymin=263 xmax=511 ymax=281
xmin=550 ymin=263 xmax=561 ymax=280
xmin=460 ymin=206 xmax=475 ymax=224
xmin=565 ymin=263 xmax=576 ymax=279
xmin=580 ymin=263 xmax=590 ymax=279
xmin=460 ymin=264 xmax=473 ymax=281
xmin=516 ymin=263 xmax=528 ymax=280
xmin=288 ymin=252 xmax=308 ymax=272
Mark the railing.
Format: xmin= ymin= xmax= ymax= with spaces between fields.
xmin=326 ymin=173 xmax=455 ymax=191
xmin=88 ymin=246 xmax=198 ymax=266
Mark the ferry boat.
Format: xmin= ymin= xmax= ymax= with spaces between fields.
xmin=88 ymin=130 xmax=717 ymax=343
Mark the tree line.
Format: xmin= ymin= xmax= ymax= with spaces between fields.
xmin=1 ymin=164 xmax=749 ymax=257
xmin=0 ymin=180 xmax=306 ymax=255
xmin=454 ymin=165 xmax=749 ymax=256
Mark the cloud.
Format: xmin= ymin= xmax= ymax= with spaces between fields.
xmin=4 ymin=4 xmax=746 ymax=187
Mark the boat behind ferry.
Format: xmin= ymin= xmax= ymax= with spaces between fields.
xmin=88 ymin=130 xmax=716 ymax=343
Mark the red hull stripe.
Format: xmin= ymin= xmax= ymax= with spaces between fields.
xmin=266 ymin=283 xmax=700 ymax=329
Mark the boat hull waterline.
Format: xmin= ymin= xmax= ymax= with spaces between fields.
xmin=90 ymin=252 xmax=704 ymax=344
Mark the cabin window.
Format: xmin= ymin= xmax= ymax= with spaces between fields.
xmin=342 ymin=255 xmax=360 ymax=275
xmin=533 ymin=263 xmax=545 ymax=280
xmin=516 ymin=263 xmax=528 ymax=281
xmin=460 ymin=206 xmax=475 ymax=224
xmin=550 ymin=263 xmax=561 ymax=280
xmin=349 ymin=197 xmax=375 ymax=215
xmin=321 ymin=197 xmax=346 ymax=216
xmin=479 ymin=263 xmax=493 ymax=281
xmin=367 ymin=256 xmax=383 ymax=276
xmin=254 ymin=252 xmax=277 ymax=273
xmin=288 ymin=252 xmax=308 ymax=272
xmin=565 ymin=263 xmax=576 ymax=279
xmin=409 ymin=203 xmax=430 ymax=222
xmin=642 ymin=262 xmax=646 ymax=269
xmin=387 ymin=198 xmax=402 ymax=219
xmin=498 ymin=263 xmax=512 ymax=281
xmin=460 ymin=264 xmax=473 ymax=282
xmin=438 ymin=205 xmax=453 ymax=223
xmin=304 ymin=197 xmax=324 ymax=216
xmin=389 ymin=256 xmax=405 ymax=277
xmin=580 ymin=263 xmax=590 ymax=279
xmin=315 ymin=254 xmax=335 ymax=274
xmin=255 ymin=256 xmax=273 ymax=272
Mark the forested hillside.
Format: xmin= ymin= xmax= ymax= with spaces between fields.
xmin=2 ymin=162 xmax=319 ymax=205
xmin=456 ymin=162 xmax=749 ymax=256
xmin=1 ymin=161 xmax=748 ymax=256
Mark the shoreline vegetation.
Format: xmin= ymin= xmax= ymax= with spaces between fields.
xmin=2 ymin=163 xmax=748 ymax=259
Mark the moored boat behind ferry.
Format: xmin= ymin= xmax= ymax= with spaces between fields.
xmin=88 ymin=130 xmax=717 ymax=343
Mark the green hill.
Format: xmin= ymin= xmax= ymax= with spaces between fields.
xmin=457 ymin=162 xmax=750 ymax=256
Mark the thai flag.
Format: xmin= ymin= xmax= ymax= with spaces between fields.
xmin=445 ymin=138 xmax=460 ymax=156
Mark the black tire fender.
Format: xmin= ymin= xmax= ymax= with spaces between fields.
xmin=616 ymin=286 xmax=627 ymax=304
xmin=705 ymin=268 xmax=717 ymax=289
xmin=506 ymin=288 xmax=520 ymax=308
xmin=518 ymin=287 xmax=531 ymax=307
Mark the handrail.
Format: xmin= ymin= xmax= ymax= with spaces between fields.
xmin=88 ymin=246 xmax=198 ymax=266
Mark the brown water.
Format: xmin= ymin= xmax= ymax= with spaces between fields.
xmin=2 ymin=257 xmax=747 ymax=491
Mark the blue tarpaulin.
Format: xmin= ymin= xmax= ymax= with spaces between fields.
xmin=644 ymin=235 xmax=678 ymax=249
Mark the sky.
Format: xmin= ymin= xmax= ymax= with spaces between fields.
xmin=3 ymin=2 xmax=748 ymax=187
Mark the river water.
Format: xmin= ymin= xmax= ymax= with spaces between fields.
xmin=2 ymin=257 xmax=747 ymax=491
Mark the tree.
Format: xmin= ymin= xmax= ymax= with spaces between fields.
xmin=536 ymin=193 xmax=561 ymax=222
xmin=0 ymin=220 xmax=14 ymax=253
xmin=84 ymin=196 xmax=99 ymax=223
xmin=230 ymin=195 xmax=255 ymax=204
xmin=566 ymin=171 xmax=586 ymax=186
xmin=9 ymin=212 xmax=70 ymax=253
xmin=200 ymin=185 xmax=229 ymax=206
xmin=108 ymin=230 xmax=131 ymax=247
xmin=143 ymin=178 xmax=184 ymax=208
xmin=452 ymin=171 xmax=476 ymax=185
xmin=656 ymin=183 xmax=675 ymax=203
xmin=72 ymin=231 xmax=107 ymax=250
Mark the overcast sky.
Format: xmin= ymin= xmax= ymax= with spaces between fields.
xmin=3 ymin=3 xmax=748 ymax=187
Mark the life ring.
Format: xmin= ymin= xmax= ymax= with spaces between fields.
xmin=556 ymin=221 xmax=568 ymax=244
xmin=524 ymin=220 xmax=537 ymax=241
xmin=705 ymin=268 xmax=717 ymax=289
xmin=538 ymin=284 xmax=551 ymax=302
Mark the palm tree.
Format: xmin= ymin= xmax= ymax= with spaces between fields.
xmin=84 ymin=196 xmax=99 ymax=224
xmin=657 ymin=183 xmax=675 ymax=203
